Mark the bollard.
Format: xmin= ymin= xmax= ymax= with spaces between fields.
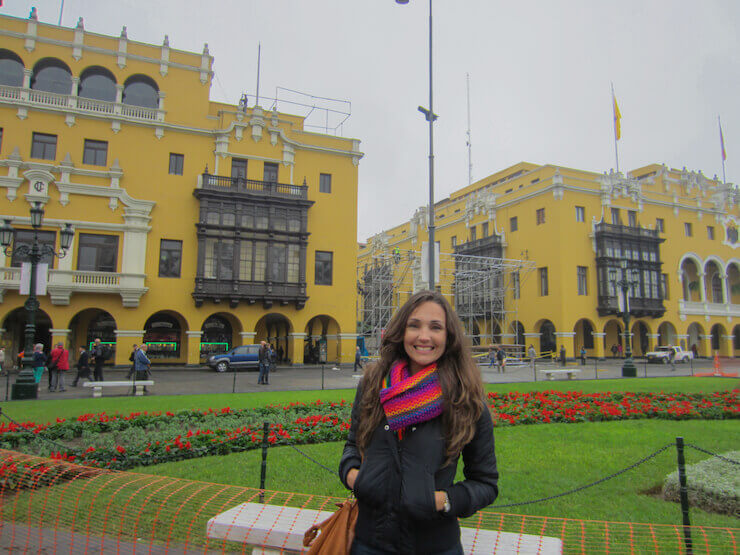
xmin=232 ymin=365 xmax=237 ymax=394
xmin=644 ymin=358 xmax=648 ymax=378
xmin=594 ymin=356 xmax=598 ymax=380
xmin=533 ymin=359 xmax=537 ymax=382
xmin=5 ymin=368 xmax=9 ymax=402
xmin=259 ymin=422 xmax=269 ymax=503
xmin=321 ymin=363 xmax=325 ymax=390
xmin=690 ymin=357 xmax=694 ymax=376
xmin=675 ymin=437 xmax=693 ymax=554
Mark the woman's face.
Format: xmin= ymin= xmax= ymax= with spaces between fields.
xmin=403 ymin=301 xmax=447 ymax=373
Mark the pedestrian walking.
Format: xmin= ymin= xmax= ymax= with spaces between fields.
xmin=0 ymin=347 xmax=5 ymax=375
xmin=610 ymin=344 xmax=618 ymax=358
xmin=488 ymin=346 xmax=495 ymax=368
xmin=669 ymin=347 xmax=676 ymax=372
xmin=257 ymin=340 xmax=269 ymax=385
xmin=269 ymin=343 xmax=277 ymax=373
xmin=72 ymin=346 xmax=90 ymax=387
xmin=580 ymin=346 xmax=586 ymax=365
xmin=133 ymin=343 xmax=152 ymax=393
xmin=354 ymin=345 xmax=364 ymax=372
xmin=559 ymin=345 xmax=566 ymax=366
xmin=617 ymin=343 xmax=623 ymax=358
xmin=32 ymin=343 xmax=46 ymax=385
xmin=127 ymin=344 xmax=138 ymax=379
xmin=49 ymin=342 xmax=69 ymax=392
xmin=91 ymin=338 xmax=106 ymax=381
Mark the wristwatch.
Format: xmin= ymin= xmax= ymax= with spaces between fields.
xmin=442 ymin=491 xmax=451 ymax=514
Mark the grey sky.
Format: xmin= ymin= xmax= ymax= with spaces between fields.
xmin=5 ymin=1 xmax=740 ymax=241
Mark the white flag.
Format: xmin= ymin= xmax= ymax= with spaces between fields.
xmin=19 ymin=262 xmax=48 ymax=295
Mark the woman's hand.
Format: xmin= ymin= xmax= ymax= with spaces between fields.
xmin=434 ymin=491 xmax=447 ymax=512
xmin=346 ymin=468 xmax=359 ymax=490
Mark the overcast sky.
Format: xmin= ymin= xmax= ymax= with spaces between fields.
xmin=5 ymin=1 xmax=740 ymax=241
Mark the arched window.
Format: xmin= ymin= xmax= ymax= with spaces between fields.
xmin=79 ymin=66 xmax=117 ymax=102
xmin=122 ymin=74 xmax=158 ymax=108
xmin=0 ymin=49 xmax=24 ymax=87
xmin=31 ymin=58 xmax=72 ymax=94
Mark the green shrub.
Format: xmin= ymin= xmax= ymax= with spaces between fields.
xmin=663 ymin=451 xmax=740 ymax=516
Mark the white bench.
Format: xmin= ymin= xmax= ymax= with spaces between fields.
xmin=207 ymin=502 xmax=562 ymax=554
xmin=82 ymin=380 xmax=153 ymax=397
xmin=541 ymin=368 xmax=582 ymax=381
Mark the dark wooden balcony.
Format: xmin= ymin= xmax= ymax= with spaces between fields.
xmin=193 ymin=278 xmax=307 ymax=309
xmin=597 ymin=295 xmax=666 ymax=318
xmin=199 ymin=173 xmax=308 ymax=200
xmin=594 ymin=222 xmax=660 ymax=239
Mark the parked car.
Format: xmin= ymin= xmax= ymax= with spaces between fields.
xmin=207 ymin=344 xmax=261 ymax=372
xmin=645 ymin=346 xmax=694 ymax=364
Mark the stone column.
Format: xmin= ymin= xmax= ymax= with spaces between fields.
xmin=647 ymin=333 xmax=660 ymax=354
xmin=114 ymin=330 xmax=144 ymax=366
xmin=721 ymin=335 xmax=734 ymax=358
xmin=114 ymin=84 xmax=124 ymax=115
xmin=554 ymin=332 xmax=576 ymax=361
xmin=289 ymin=333 xmax=306 ymax=365
xmin=699 ymin=334 xmax=712 ymax=358
xmin=69 ymin=76 xmax=79 ymax=108
xmin=720 ymin=274 xmax=729 ymax=304
xmin=185 ymin=331 xmax=203 ymax=366
xmin=698 ymin=273 xmax=707 ymax=303
xmin=339 ymin=333 xmax=357 ymax=365
xmin=240 ymin=331 xmax=256 ymax=346
xmin=592 ymin=332 xmax=606 ymax=359
xmin=49 ymin=329 xmax=71 ymax=349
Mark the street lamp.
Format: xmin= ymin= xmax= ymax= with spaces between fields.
xmin=1 ymin=204 xmax=74 ymax=400
xmin=609 ymin=258 xmax=640 ymax=377
xmin=396 ymin=0 xmax=438 ymax=290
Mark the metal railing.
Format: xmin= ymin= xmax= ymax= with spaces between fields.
xmin=201 ymin=174 xmax=308 ymax=199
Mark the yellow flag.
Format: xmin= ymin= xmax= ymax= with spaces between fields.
xmin=613 ymin=94 xmax=621 ymax=141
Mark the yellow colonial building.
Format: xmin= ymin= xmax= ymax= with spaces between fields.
xmin=359 ymin=161 xmax=740 ymax=359
xmin=0 ymin=13 xmax=362 ymax=366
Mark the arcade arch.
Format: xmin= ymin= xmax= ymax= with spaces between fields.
xmin=254 ymin=313 xmax=293 ymax=363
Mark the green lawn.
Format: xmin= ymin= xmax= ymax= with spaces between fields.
xmin=2 ymin=377 xmax=738 ymax=527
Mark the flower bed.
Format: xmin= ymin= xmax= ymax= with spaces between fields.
xmin=0 ymin=390 xmax=736 ymax=478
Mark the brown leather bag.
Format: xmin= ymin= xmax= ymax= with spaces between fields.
xmin=303 ymin=499 xmax=358 ymax=555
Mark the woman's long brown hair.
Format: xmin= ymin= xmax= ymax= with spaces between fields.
xmin=355 ymin=290 xmax=484 ymax=466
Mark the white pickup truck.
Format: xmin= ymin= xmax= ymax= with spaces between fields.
xmin=645 ymin=346 xmax=694 ymax=364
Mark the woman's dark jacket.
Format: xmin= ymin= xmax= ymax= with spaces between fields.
xmin=32 ymin=351 xmax=46 ymax=368
xmin=339 ymin=381 xmax=498 ymax=554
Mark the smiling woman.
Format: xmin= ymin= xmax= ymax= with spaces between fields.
xmin=339 ymin=290 xmax=498 ymax=554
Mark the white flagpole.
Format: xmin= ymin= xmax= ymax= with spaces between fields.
xmin=611 ymin=83 xmax=620 ymax=173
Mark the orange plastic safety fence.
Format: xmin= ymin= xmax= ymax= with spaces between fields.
xmin=0 ymin=448 xmax=737 ymax=554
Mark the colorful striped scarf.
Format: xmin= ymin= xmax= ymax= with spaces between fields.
xmin=379 ymin=359 xmax=443 ymax=433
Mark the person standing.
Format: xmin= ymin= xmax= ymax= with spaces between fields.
xmin=339 ymin=290 xmax=498 ymax=554
xmin=0 ymin=348 xmax=5 ymax=375
xmin=496 ymin=346 xmax=506 ymax=373
xmin=580 ymin=346 xmax=587 ymax=365
xmin=610 ymin=344 xmax=618 ymax=358
xmin=72 ymin=346 xmax=90 ymax=387
xmin=49 ymin=342 xmax=69 ymax=392
xmin=617 ymin=343 xmax=623 ymax=358
xmin=269 ymin=343 xmax=277 ymax=373
xmin=258 ymin=340 xmax=269 ymax=385
xmin=91 ymin=338 xmax=105 ymax=382
xmin=32 ymin=343 xmax=46 ymax=385
xmin=133 ymin=343 xmax=151 ymax=394
xmin=559 ymin=345 xmax=567 ymax=366
xmin=488 ymin=346 xmax=495 ymax=368
xmin=528 ymin=344 xmax=537 ymax=373
xmin=127 ymin=344 xmax=139 ymax=379
xmin=354 ymin=345 xmax=364 ymax=372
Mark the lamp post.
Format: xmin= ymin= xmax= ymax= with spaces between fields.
xmin=1 ymin=204 xmax=74 ymax=400
xmin=609 ymin=258 xmax=639 ymax=377
xmin=396 ymin=0 xmax=437 ymax=290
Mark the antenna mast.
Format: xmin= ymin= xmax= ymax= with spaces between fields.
xmin=466 ymin=73 xmax=473 ymax=187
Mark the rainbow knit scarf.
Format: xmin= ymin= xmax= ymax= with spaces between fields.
xmin=379 ymin=360 xmax=443 ymax=432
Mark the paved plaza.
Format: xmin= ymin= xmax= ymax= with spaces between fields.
xmin=2 ymin=357 xmax=737 ymax=403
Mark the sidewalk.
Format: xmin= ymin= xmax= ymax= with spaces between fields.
xmin=1 ymin=358 xmax=735 ymax=402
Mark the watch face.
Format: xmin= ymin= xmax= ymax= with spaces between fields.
xmin=34 ymin=181 xmax=44 ymax=192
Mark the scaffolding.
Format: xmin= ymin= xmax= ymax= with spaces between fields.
xmin=357 ymin=247 xmax=536 ymax=355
